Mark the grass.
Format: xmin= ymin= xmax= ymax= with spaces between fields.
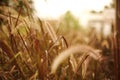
xmin=0 ymin=3 xmax=114 ymax=80
xmin=0 ymin=12 xmax=69 ymax=79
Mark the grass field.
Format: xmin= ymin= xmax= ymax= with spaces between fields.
xmin=0 ymin=1 xmax=114 ymax=80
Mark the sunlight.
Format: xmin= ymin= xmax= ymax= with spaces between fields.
xmin=34 ymin=0 xmax=112 ymax=18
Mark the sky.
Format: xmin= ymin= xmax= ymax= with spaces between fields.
xmin=34 ymin=0 xmax=112 ymax=19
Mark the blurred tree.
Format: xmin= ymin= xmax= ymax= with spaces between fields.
xmin=61 ymin=11 xmax=81 ymax=31
xmin=110 ymin=0 xmax=115 ymax=8
xmin=104 ymin=0 xmax=115 ymax=9
xmin=90 ymin=10 xmax=97 ymax=13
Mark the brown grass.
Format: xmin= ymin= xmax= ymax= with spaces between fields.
xmin=0 ymin=1 xmax=114 ymax=79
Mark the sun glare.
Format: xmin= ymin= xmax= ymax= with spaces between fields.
xmin=34 ymin=0 xmax=112 ymax=19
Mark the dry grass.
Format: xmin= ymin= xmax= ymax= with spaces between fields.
xmin=0 ymin=1 xmax=114 ymax=80
xmin=51 ymin=44 xmax=101 ymax=74
xmin=0 ymin=11 xmax=68 ymax=79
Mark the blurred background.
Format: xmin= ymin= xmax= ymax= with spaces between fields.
xmin=33 ymin=0 xmax=115 ymax=48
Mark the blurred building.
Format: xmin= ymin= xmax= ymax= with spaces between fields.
xmin=87 ymin=8 xmax=115 ymax=36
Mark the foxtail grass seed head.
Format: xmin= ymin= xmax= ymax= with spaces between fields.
xmin=51 ymin=44 xmax=101 ymax=74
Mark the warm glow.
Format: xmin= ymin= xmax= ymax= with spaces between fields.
xmin=34 ymin=0 xmax=112 ymax=19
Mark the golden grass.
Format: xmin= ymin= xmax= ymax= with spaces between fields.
xmin=0 ymin=1 xmax=114 ymax=79
xmin=51 ymin=44 xmax=101 ymax=74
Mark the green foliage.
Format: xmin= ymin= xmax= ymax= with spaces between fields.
xmin=61 ymin=11 xmax=81 ymax=31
